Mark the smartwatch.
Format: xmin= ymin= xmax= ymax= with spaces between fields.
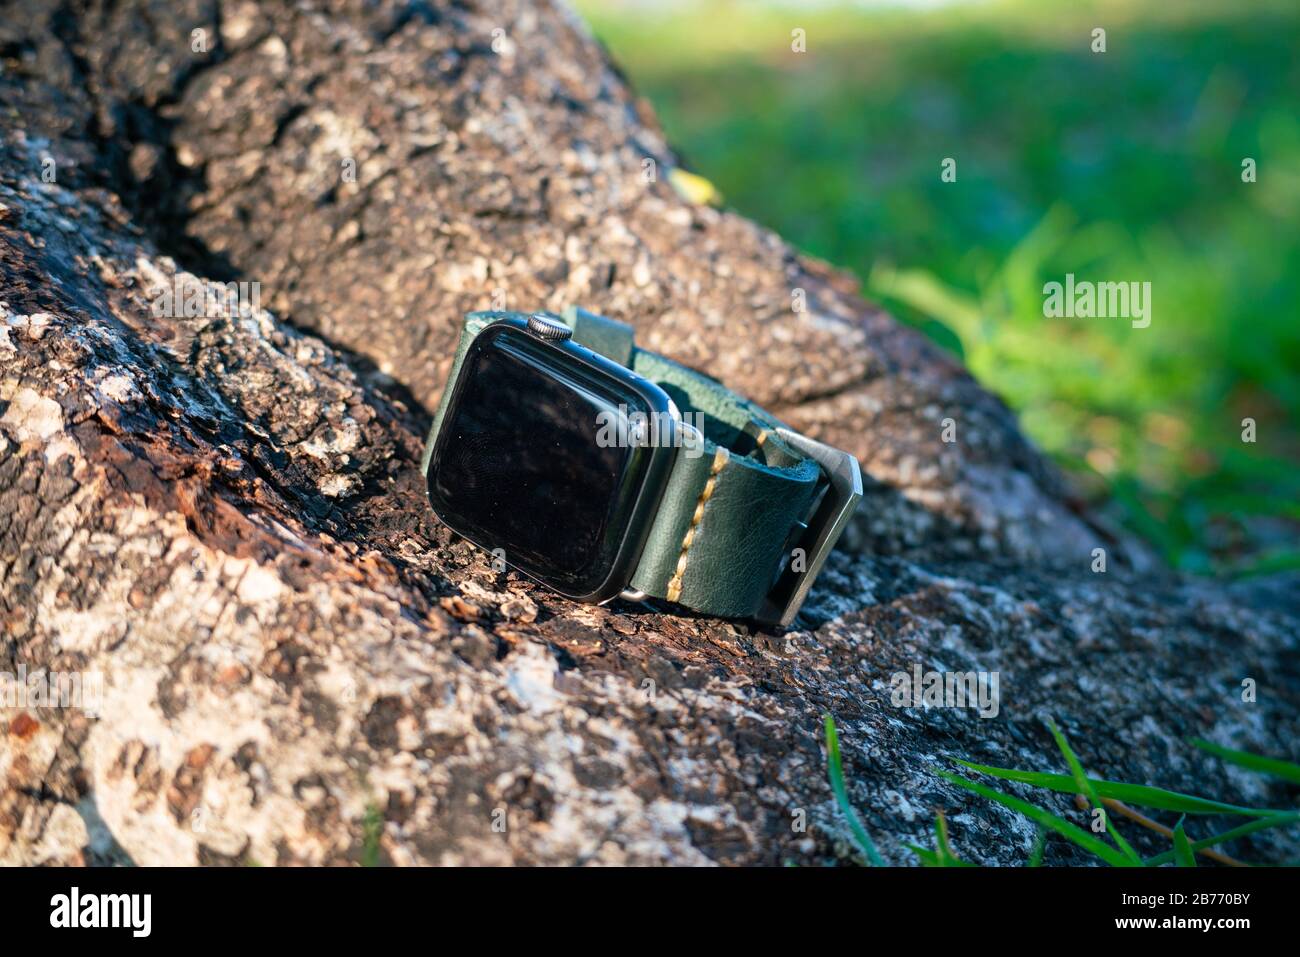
xmin=421 ymin=308 xmax=862 ymax=626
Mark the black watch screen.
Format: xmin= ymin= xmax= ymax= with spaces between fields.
xmin=426 ymin=323 xmax=668 ymax=598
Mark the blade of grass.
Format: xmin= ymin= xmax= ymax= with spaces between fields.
xmin=908 ymin=844 xmax=940 ymax=866
xmin=1191 ymin=738 xmax=1300 ymax=785
xmin=1172 ymin=818 xmax=1197 ymax=867
xmin=937 ymin=770 xmax=1138 ymax=866
xmin=1105 ymin=799 xmax=1247 ymax=866
xmin=1145 ymin=813 xmax=1300 ymax=866
xmin=1026 ymin=826 xmax=1046 ymax=867
xmin=933 ymin=810 xmax=974 ymax=867
xmin=954 ymin=759 xmax=1289 ymax=816
xmin=823 ymin=714 xmax=885 ymax=866
xmin=361 ymin=803 xmax=383 ymax=868
xmin=935 ymin=811 xmax=954 ymax=865
xmin=1047 ymin=718 xmax=1142 ymax=865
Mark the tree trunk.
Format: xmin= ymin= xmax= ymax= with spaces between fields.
xmin=1 ymin=0 xmax=1296 ymax=866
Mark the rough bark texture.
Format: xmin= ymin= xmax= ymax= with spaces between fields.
xmin=2 ymin=0 xmax=1297 ymax=866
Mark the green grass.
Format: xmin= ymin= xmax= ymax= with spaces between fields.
xmin=952 ymin=759 xmax=1292 ymax=815
xmin=361 ymin=803 xmax=383 ymax=867
xmin=823 ymin=713 xmax=1300 ymax=866
xmin=938 ymin=768 xmax=1141 ymax=866
xmin=908 ymin=810 xmax=976 ymax=866
xmin=1192 ymin=738 xmax=1300 ymax=784
xmin=1173 ymin=819 xmax=1198 ymax=866
xmin=824 ymin=713 xmax=885 ymax=864
xmin=1144 ymin=813 xmax=1300 ymax=866
xmin=1047 ymin=719 xmax=1143 ymax=863
xmin=1026 ymin=826 xmax=1047 ymax=867
xmin=578 ymin=0 xmax=1300 ymax=571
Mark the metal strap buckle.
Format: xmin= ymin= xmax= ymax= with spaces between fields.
xmin=756 ymin=428 xmax=863 ymax=627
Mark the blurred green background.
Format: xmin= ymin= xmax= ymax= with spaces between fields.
xmin=576 ymin=0 xmax=1300 ymax=574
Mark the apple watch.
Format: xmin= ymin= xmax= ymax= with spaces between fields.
xmin=421 ymin=308 xmax=862 ymax=626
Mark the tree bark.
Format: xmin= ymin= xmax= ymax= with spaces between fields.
xmin=1 ymin=0 xmax=1297 ymax=865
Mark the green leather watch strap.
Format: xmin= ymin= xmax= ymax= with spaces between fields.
xmin=561 ymin=308 xmax=823 ymax=619
xmin=425 ymin=310 xmax=830 ymax=622
xmin=564 ymin=306 xmax=635 ymax=366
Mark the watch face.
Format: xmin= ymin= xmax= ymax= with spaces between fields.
xmin=426 ymin=320 xmax=677 ymax=601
